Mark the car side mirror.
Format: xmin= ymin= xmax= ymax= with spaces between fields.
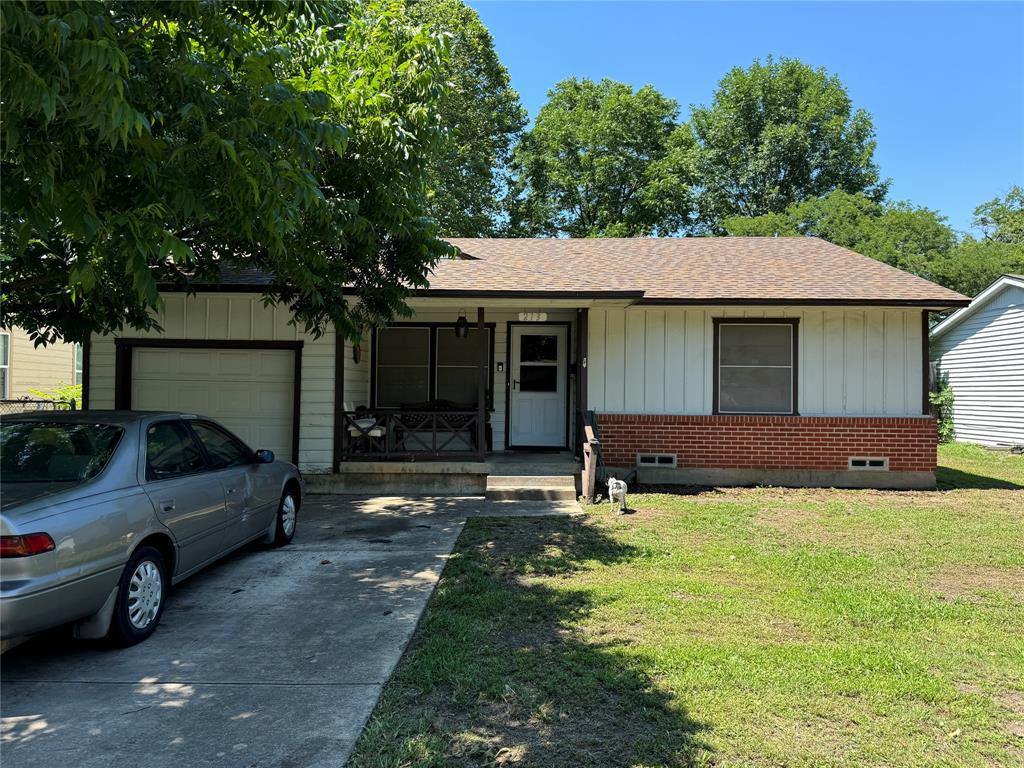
xmin=254 ymin=449 xmax=275 ymax=464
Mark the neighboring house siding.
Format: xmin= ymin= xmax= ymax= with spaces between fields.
xmin=1 ymin=327 xmax=77 ymax=400
xmin=588 ymin=306 xmax=925 ymax=417
xmin=87 ymin=293 xmax=336 ymax=471
xmin=933 ymin=284 xmax=1024 ymax=446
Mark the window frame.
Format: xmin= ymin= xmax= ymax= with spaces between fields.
xmin=371 ymin=323 xmax=496 ymax=410
xmin=74 ymin=343 xmax=83 ymax=386
xmin=0 ymin=331 xmax=10 ymax=399
xmin=712 ymin=318 xmax=800 ymax=416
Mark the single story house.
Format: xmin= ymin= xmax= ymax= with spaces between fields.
xmin=0 ymin=327 xmax=82 ymax=402
xmin=931 ymin=274 xmax=1024 ymax=448
xmin=82 ymin=237 xmax=969 ymax=489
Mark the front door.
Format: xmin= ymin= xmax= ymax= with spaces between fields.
xmin=509 ymin=325 xmax=567 ymax=448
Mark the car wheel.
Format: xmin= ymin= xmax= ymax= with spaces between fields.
xmin=108 ymin=545 xmax=167 ymax=647
xmin=270 ymin=489 xmax=299 ymax=547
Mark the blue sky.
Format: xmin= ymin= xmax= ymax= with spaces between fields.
xmin=470 ymin=1 xmax=1024 ymax=233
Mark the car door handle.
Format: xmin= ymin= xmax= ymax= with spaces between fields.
xmin=226 ymin=487 xmax=239 ymax=495
xmin=159 ymin=500 xmax=175 ymax=512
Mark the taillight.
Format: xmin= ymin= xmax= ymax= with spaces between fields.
xmin=0 ymin=533 xmax=56 ymax=558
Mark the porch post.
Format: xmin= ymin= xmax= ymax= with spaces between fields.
xmin=576 ymin=308 xmax=589 ymax=458
xmin=477 ymin=307 xmax=486 ymax=461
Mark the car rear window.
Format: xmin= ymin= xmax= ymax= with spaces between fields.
xmin=0 ymin=423 xmax=124 ymax=483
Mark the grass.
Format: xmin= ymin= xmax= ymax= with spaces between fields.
xmin=349 ymin=444 xmax=1024 ymax=767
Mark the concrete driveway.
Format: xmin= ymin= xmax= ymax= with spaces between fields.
xmin=1 ymin=495 xmax=574 ymax=767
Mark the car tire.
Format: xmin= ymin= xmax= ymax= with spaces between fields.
xmin=270 ymin=489 xmax=299 ymax=548
xmin=108 ymin=545 xmax=168 ymax=647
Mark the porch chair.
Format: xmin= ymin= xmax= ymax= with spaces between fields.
xmin=343 ymin=402 xmax=385 ymax=453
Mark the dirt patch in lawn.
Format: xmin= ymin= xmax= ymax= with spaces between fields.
xmin=931 ymin=566 xmax=1024 ymax=603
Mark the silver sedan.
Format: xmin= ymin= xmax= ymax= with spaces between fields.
xmin=1 ymin=411 xmax=303 ymax=646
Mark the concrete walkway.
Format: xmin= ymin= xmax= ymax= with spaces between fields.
xmin=0 ymin=495 xmax=579 ymax=768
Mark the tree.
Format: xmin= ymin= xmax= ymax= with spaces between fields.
xmin=972 ymin=186 xmax=1024 ymax=244
xmin=407 ymin=0 xmax=525 ymax=236
xmin=690 ymin=57 xmax=888 ymax=230
xmin=1 ymin=0 xmax=449 ymax=345
xmin=505 ymin=78 xmax=695 ymax=237
xmin=724 ymin=190 xmax=1024 ymax=297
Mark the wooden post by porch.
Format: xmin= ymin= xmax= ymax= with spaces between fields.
xmin=477 ymin=307 xmax=486 ymax=461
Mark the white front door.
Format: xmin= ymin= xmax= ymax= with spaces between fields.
xmin=509 ymin=325 xmax=567 ymax=447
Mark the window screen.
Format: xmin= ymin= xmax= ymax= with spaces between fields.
xmin=436 ymin=328 xmax=489 ymax=406
xmin=376 ymin=327 xmax=430 ymax=406
xmin=718 ymin=323 xmax=795 ymax=414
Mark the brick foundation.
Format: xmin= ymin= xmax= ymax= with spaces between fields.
xmin=596 ymin=414 xmax=937 ymax=473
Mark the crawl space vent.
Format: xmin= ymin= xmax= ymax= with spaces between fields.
xmin=637 ymin=453 xmax=677 ymax=468
xmin=848 ymin=457 xmax=889 ymax=471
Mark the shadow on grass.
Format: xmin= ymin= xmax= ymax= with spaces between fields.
xmin=935 ymin=465 xmax=1024 ymax=490
xmin=350 ymin=515 xmax=710 ymax=768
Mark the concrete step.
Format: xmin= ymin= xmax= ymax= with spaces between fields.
xmin=485 ymin=474 xmax=578 ymax=501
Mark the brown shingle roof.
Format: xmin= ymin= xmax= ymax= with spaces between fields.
xmin=433 ymin=237 xmax=969 ymax=307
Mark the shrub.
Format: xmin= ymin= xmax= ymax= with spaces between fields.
xmin=929 ymin=378 xmax=956 ymax=443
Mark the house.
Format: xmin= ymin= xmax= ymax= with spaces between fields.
xmin=930 ymin=274 xmax=1024 ymax=448
xmin=81 ymin=237 xmax=969 ymax=489
xmin=0 ymin=327 xmax=82 ymax=402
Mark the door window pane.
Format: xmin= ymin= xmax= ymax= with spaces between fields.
xmin=519 ymin=366 xmax=558 ymax=392
xmin=146 ymin=421 xmax=206 ymax=480
xmin=520 ymin=334 xmax=558 ymax=363
xmin=191 ymin=421 xmax=251 ymax=469
xmin=718 ymin=323 xmax=795 ymax=414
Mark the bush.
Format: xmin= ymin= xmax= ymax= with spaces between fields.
xmin=929 ymin=379 xmax=956 ymax=443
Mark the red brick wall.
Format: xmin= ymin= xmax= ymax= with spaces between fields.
xmin=596 ymin=414 xmax=937 ymax=472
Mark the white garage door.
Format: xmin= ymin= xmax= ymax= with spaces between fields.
xmin=131 ymin=347 xmax=295 ymax=460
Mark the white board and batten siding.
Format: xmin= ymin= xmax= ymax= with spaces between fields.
xmin=87 ymin=293 xmax=337 ymax=471
xmin=933 ymin=280 xmax=1024 ymax=446
xmin=588 ymin=306 xmax=926 ymax=416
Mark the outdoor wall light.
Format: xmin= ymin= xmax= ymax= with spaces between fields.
xmin=455 ymin=310 xmax=469 ymax=338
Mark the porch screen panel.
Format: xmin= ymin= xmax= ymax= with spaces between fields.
xmin=376 ymin=327 xmax=430 ymax=406
xmin=718 ymin=323 xmax=794 ymax=414
xmin=436 ymin=328 xmax=490 ymax=406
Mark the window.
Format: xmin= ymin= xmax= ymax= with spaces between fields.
xmin=436 ymin=328 xmax=490 ymax=405
xmin=146 ymin=421 xmax=206 ymax=480
xmin=191 ymin=421 xmax=252 ymax=469
xmin=375 ymin=327 xmax=430 ymax=407
xmin=517 ymin=333 xmax=559 ymax=392
xmin=0 ymin=332 xmax=9 ymax=399
xmin=374 ymin=325 xmax=493 ymax=408
xmin=715 ymin=321 xmax=797 ymax=414
xmin=0 ymin=422 xmax=123 ymax=482
xmin=74 ymin=344 xmax=83 ymax=386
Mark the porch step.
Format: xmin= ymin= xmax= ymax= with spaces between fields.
xmin=485 ymin=474 xmax=579 ymax=501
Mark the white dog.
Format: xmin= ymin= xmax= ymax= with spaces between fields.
xmin=607 ymin=477 xmax=628 ymax=514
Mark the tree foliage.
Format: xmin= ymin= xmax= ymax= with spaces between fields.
xmin=972 ymin=186 xmax=1024 ymax=244
xmin=690 ymin=57 xmax=887 ymax=230
xmin=1 ymin=0 xmax=449 ymax=344
xmin=506 ymin=77 xmax=695 ymax=237
xmin=725 ymin=190 xmax=1024 ymax=297
xmin=407 ymin=0 xmax=525 ymax=236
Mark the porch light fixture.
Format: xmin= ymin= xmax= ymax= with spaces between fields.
xmin=455 ymin=310 xmax=469 ymax=339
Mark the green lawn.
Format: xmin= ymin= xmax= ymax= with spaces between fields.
xmin=350 ymin=444 xmax=1024 ymax=767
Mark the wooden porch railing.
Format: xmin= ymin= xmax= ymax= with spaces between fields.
xmin=341 ymin=409 xmax=486 ymax=461
xmin=581 ymin=409 xmax=601 ymax=502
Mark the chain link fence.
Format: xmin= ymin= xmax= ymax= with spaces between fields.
xmin=0 ymin=399 xmax=77 ymax=417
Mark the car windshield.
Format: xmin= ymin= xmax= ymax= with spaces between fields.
xmin=0 ymin=423 xmax=124 ymax=483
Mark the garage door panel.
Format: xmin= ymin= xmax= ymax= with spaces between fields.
xmin=131 ymin=347 xmax=295 ymax=460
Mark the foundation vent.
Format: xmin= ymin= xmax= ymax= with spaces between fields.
xmin=637 ymin=453 xmax=677 ymax=468
xmin=848 ymin=457 xmax=889 ymax=471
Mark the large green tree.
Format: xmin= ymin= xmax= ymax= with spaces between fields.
xmin=407 ymin=0 xmax=525 ymax=236
xmin=691 ymin=57 xmax=887 ymax=231
xmin=505 ymin=77 xmax=695 ymax=237
xmin=725 ymin=190 xmax=1024 ymax=297
xmin=1 ymin=0 xmax=449 ymax=345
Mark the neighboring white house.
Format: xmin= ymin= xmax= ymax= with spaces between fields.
xmin=931 ymin=274 xmax=1024 ymax=448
